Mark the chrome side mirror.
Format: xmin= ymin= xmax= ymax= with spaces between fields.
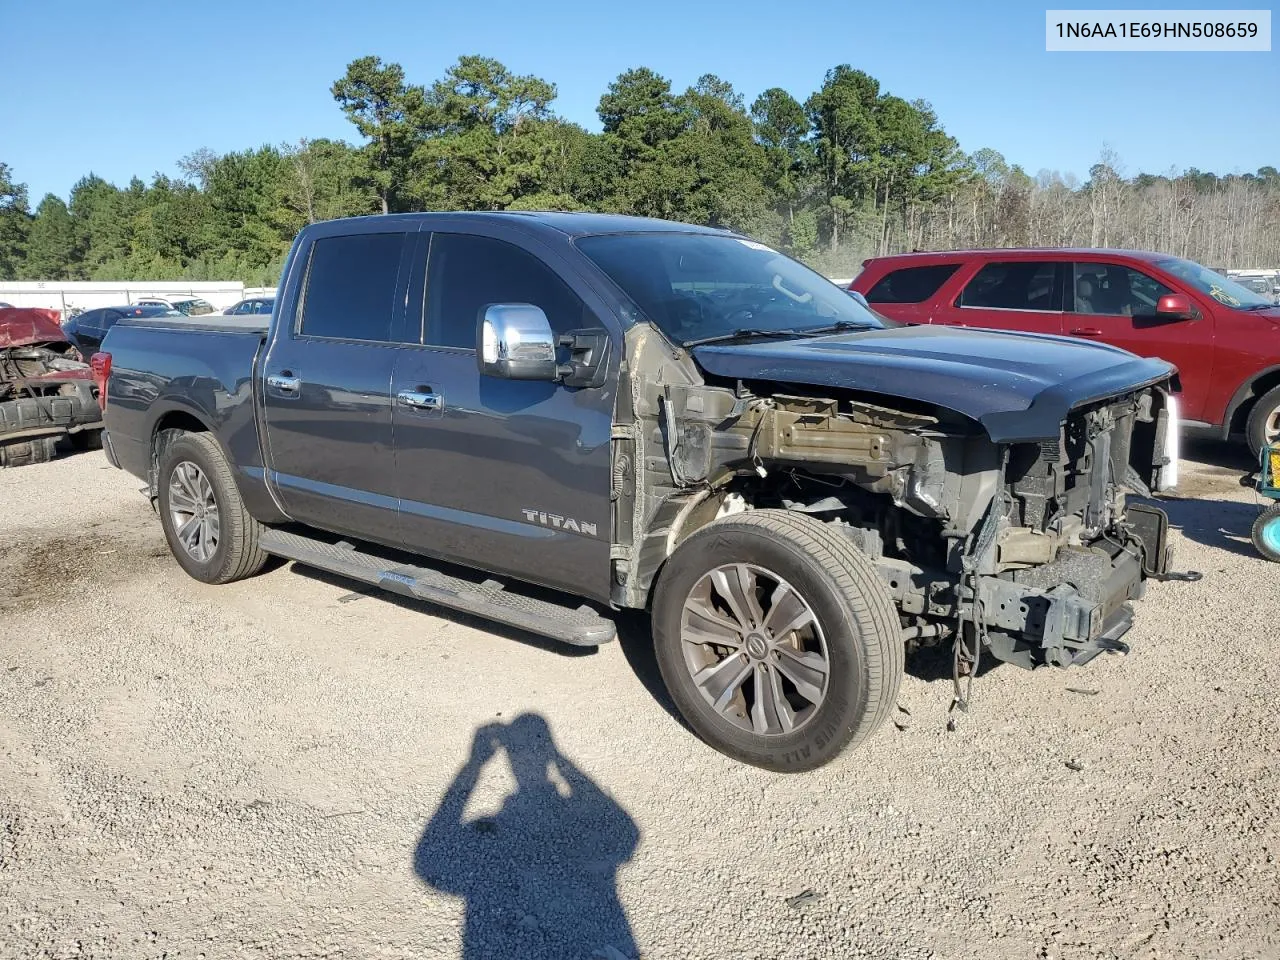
xmin=477 ymin=304 xmax=559 ymax=381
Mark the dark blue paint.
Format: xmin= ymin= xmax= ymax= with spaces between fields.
xmin=693 ymin=324 xmax=1175 ymax=441
xmin=100 ymin=211 xmax=1176 ymax=609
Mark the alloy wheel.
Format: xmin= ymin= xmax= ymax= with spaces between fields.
xmin=168 ymin=461 xmax=220 ymax=563
xmin=679 ymin=563 xmax=830 ymax=736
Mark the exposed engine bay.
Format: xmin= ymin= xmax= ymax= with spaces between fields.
xmin=610 ymin=325 xmax=1183 ymax=676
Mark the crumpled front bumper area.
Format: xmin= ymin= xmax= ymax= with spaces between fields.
xmin=0 ymin=379 xmax=103 ymax=466
xmin=977 ymin=506 xmax=1169 ymax=669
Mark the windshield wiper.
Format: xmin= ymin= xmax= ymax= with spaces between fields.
xmin=795 ymin=320 xmax=877 ymax=335
xmin=1241 ymin=303 xmax=1276 ymax=311
xmin=681 ymin=328 xmax=814 ymax=348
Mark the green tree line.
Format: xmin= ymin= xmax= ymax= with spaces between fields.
xmin=2 ymin=55 xmax=1278 ymax=285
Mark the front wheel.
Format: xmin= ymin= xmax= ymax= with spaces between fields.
xmin=1245 ymin=385 xmax=1280 ymax=456
xmin=652 ymin=510 xmax=903 ymax=772
xmin=157 ymin=431 xmax=269 ymax=584
xmin=1253 ymin=503 xmax=1280 ymax=563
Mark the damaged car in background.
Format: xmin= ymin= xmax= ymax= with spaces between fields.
xmin=0 ymin=307 xmax=103 ymax=467
xmin=95 ymin=213 xmax=1193 ymax=772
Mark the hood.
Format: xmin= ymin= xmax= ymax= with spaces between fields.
xmin=0 ymin=307 xmax=69 ymax=349
xmin=1251 ymin=305 xmax=1280 ymax=327
xmin=692 ymin=324 xmax=1175 ymax=443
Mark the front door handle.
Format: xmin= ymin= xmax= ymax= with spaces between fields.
xmin=266 ymin=372 xmax=301 ymax=396
xmin=397 ymin=389 xmax=443 ymax=412
xmin=1071 ymin=327 xmax=1102 ymax=337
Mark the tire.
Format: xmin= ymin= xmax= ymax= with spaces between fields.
xmin=1245 ymin=385 xmax=1280 ymax=456
xmin=0 ymin=435 xmax=59 ymax=468
xmin=651 ymin=509 xmax=903 ymax=772
xmin=157 ymin=431 xmax=269 ymax=584
xmin=1253 ymin=503 xmax=1280 ymax=563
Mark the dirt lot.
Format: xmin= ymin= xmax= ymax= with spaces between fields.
xmin=1 ymin=445 xmax=1277 ymax=960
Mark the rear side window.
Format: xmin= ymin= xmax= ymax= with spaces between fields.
xmin=959 ymin=261 xmax=1064 ymax=311
xmin=299 ymin=233 xmax=405 ymax=341
xmin=423 ymin=233 xmax=588 ymax=349
xmin=865 ymin=264 xmax=960 ymax=304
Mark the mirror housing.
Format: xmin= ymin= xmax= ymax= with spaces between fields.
xmin=1155 ymin=293 xmax=1195 ymax=320
xmin=848 ymin=289 xmax=871 ymax=309
xmin=477 ymin=304 xmax=559 ymax=381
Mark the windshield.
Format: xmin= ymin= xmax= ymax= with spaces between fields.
xmin=1155 ymin=257 xmax=1273 ymax=309
xmin=576 ymin=233 xmax=884 ymax=343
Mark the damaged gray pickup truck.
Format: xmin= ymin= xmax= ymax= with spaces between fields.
xmin=96 ymin=213 xmax=1188 ymax=771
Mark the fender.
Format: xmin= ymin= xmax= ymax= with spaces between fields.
xmin=145 ymin=396 xmax=288 ymax=524
xmin=1222 ymin=363 xmax=1280 ymax=437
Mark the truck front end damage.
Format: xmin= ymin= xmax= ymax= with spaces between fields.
xmin=0 ymin=307 xmax=103 ymax=467
xmin=610 ymin=325 xmax=1184 ymax=673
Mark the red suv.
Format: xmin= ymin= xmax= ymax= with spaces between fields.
xmin=851 ymin=249 xmax=1280 ymax=453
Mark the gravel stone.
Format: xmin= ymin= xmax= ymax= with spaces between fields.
xmin=0 ymin=443 xmax=1276 ymax=959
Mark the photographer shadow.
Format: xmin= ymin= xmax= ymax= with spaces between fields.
xmin=414 ymin=713 xmax=640 ymax=960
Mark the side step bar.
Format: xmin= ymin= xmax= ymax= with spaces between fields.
xmin=259 ymin=529 xmax=617 ymax=646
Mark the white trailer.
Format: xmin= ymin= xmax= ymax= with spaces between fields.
xmin=0 ymin=281 xmax=249 ymax=318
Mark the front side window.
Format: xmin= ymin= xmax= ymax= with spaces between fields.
xmin=958 ymin=261 xmax=1064 ymax=311
xmin=423 ymin=233 xmax=589 ymax=349
xmin=1073 ymin=263 xmax=1173 ymax=316
xmin=299 ymin=233 xmax=405 ymax=342
xmin=577 ymin=233 xmax=882 ymax=344
xmin=866 ymin=263 xmax=960 ymax=304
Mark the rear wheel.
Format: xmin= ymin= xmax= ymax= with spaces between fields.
xmin=157 ymin=432 xmax=268 ymax=584
xmin=1253 ymin=504 xmax=1280 ymax=563
xmin=1245 ymin=385 xmax=1280 ymax=456
xmin=652 ymin=509 xmax=903 ymax=772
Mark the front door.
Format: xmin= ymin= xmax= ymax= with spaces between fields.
xmin=933 ymin=260 xmax=1068 ymax=335
xmin=1063 ymin=261 xmax=1212 ymax=422
xmin=260 ymin=225 xmax=415 ymax=545
xmin=391 ymin=229 xmax=616 ymax=601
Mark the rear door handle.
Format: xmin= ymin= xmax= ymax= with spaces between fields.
xmin=397 ymin=389 xmax=443 ymax=412
xmin=266 ymin=372 xmax=301 ymax=396
xmin=1071 ymin=327 xmax=1102 ymax=337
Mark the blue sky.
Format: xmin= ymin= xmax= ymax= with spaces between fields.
xmin=6 ymin=0 xmax=1277 ymax=203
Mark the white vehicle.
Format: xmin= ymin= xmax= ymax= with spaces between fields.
xmin=1228 ymin=271 xmax=1280 ymax=305
xmin=0 ymin=281 xmax=245 ymax=317
xmin=133 ymin=295 xmax=218 ymax=316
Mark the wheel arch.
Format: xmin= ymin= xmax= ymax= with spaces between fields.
xmin=1227 ymin=364 xmax=1280 ymax=435
xmin=146 ymin=401 xmax=236 ymax=506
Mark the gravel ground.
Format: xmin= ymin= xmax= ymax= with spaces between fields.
xmin=1 ymin=444 xmax=1277 ymax=960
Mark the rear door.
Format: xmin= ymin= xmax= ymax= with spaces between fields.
xmin=390 ymin=227 xmax=616 ymax=600
xmin=1063 ymin=259 xmax=1212 ymax=421
xmin=260 ymin=222 xmax=416 ymax=545
xmin=78 ymin=309 xmax=120 ymax=356
xmin=67 ymin=309 xmax=104 ymax=355
xmin=933 ymin=259 xmax=1068 ymax=334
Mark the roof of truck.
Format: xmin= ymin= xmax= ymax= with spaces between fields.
xmin=328 ymin=211 xmax=735 ymax=238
